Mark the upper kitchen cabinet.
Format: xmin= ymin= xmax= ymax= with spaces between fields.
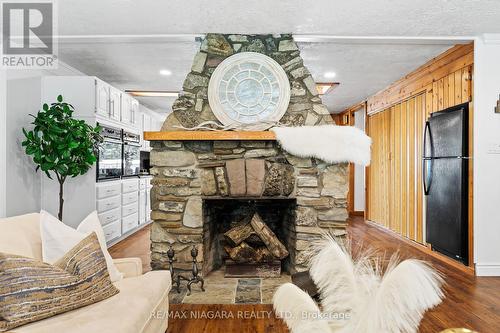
xmin=121 ymin=94 xmax=140 ymax=126
xmin=41 ymin=76 xmax=142 ymax=130
xmin=109 ymin=87 xmax=122 ymax=122
xmin=131 ymin=99 xmax=139 ymax=125
xmin=141 ymin=112 xmax=151 ymax=151
xmin=121 ymin=94 xmax=132 ymax=123
xmin=95 ymin=79 xmax=110 ymax=118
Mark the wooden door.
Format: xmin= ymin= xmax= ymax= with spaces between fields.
xmin=367 ymin=109 xmax=391 ymax=228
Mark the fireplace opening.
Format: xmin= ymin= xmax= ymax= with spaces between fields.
xmin=202 ymin=198 xmax=297 ymax=278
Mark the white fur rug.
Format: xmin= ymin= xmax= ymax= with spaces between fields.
xmin=271 ymin=125 xmax=372 ymax=166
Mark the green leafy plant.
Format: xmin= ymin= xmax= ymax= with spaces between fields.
xmin=22 ymin=95 xmax=102 ymax=221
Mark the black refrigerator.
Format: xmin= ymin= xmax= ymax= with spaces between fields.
xmin=424 ymin=103 xmax=469 ymax=265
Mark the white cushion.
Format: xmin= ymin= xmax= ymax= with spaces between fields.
xmin=40 ymin=210 xmax=123 ymax=282
xmin=0 ymin=213 xmax=42 ymax=260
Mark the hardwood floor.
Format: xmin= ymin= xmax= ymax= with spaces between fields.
xmin=165 ymin=304 xmax=288 ymax=333
xmin=109 ymin=217 xmax=500 ymax=333
xmin=348 ymin=217 xmax=500 ymax=333
xmin=109 ymin=224 xmax=151 ymax=273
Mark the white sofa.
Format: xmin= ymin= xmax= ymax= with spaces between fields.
xmin=0 ymin=213 xmax=171 ymax=333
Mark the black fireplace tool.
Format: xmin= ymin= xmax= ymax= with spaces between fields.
xmin=167 ymin=245 xmax=205 ymax=296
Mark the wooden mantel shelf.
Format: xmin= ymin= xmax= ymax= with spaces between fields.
xmin=144 ymin=131 xmax=276 ymax=141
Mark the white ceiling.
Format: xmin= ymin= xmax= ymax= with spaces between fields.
xmin=58 ymin=40 xmax=455 ymax=113
xmin=58 ymin=0 xmax=500 ymax=36
xmin=300 ymin=42 xmax=453 ymax=111
xmin=53 ymin=0 xmax=499 ymax=113
xmin=59 ymin=42 xmax=199 ymax=112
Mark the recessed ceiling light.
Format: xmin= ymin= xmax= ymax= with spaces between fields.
xmin=316 ymin=82 xmax=340 ymax=95
xmin=324 ymin=72 xmax=336 ymax=78
xmin=126 ymin=90 xmax=179 ymax=98
xmin=159 ymin=69 xmax=172 ymax=76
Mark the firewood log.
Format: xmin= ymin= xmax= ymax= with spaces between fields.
xmin=255 ymin=247 xmax=275 ymax=263
xmin=224 ymin=223 xmax=255 ymax=246
xmin=224 ymin=242 xmax=258 ymax=263
xmin=250 ymin=212 xmax=289 ymax=259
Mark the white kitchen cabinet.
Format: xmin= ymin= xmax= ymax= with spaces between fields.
xmin=95 ymin=80 xmax=110 ymax=118
xmin=121 ymin=94 xmax=131 ymax=123
xmin=131 ymin=99 xmax=139 ymax=125
xmin=121 ymin=94 xmax=140 ymax=126
xmin=141 ymin=113 xmax=152 ymax=150
xmin=122 ymin=179 xmax=139 ymax=193
xmin=42 ymin=76 xmax=141 ymax=129
xmin=98 ymin=207 xmax=121 ymax=227
xmin=109 ymin=87 xmax=121 ymax=122
xmin=146 ymin=184 xmax=152 ymax=222
xmin=122 ymin=213 xmax=139 ymax=233
xmin=139 ymin=178 xmax=152 ymax=225
xmin=97 ymin=195 xmax=121 ymax=213
xmin=96 ymin=182 xmax=121 ymax=199
xmin=122 ymin=191 xmax=138 ymax=206
xmin=139 ymin=191 xmax=146 ymax=225
xmin=103 ymin=220 xmax=122 ymax=243
xmin=122 ymin=202 xmax=138 ymax=217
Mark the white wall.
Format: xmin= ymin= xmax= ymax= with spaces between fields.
xmin=473 ymin=34 xmax=500 ymax=276
xmin=6 ymin=78 xmax=43 ymax=216
xmin=2 ymin=63 xmax=85 ymax=218
xmin=0 ymin=70 xmax=6 ymax=218
xmin=354 ymin=108 xmax=366 ymax=212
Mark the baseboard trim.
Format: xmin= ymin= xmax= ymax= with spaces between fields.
xmin=365 ymin=220 xmax=475 ymax=276
xmin=350 ymin=211 xmax=364 ymax=216
xmin=475 ymin=264 xmax=500 ymax=276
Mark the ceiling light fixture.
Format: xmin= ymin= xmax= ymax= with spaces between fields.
xmin=324 ymin=71 xmax=336 ymax=78
xmin=316 ymin=82 xmax=340 ymax=95
xmin=159 ymin=69 xmax=172 ymax=76
xmin=125 ymin=90 xmax=179 ymax=98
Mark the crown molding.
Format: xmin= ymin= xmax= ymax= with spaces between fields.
xmin=55 ymin=34 xmax=474 ymax=45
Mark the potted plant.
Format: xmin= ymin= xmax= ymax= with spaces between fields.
xmin=22 ymin=95 xmax=102 ymax=221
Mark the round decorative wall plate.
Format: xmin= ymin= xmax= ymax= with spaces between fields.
xmin=208 ymin=52 xmax=291 ymax=130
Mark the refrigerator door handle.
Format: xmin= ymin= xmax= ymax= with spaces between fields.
xmin=423 ymin=159 xmax=433 ymax=195
xmin=423 ymin=121 xmax=432 ymax=195
xmin=423 ymin=120 xmax=431 ymax=158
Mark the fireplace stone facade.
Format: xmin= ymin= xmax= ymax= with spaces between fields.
xmin=149 ymin=139 xmax=349 ymax=274
xmin=150 ymin=34 xmax=349 ymax=275
xmin=161 ymin=33 xmax=334 ymax=131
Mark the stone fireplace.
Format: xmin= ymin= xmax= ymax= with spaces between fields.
xmin=203 ymin=197 xmax=296 ymax=277
xmin=149 ymin=139 xmax=349 ymax=275
xmin=149 ymin=33 xmax=349 ymax=276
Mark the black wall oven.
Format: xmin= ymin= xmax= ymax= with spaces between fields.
xmin=97 ymin=124 xmax=123 ymax=181
xmin=123 ymin=130 xmax=141 ymax=177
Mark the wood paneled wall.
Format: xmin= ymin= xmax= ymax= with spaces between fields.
xmin=354 ymin=43 xmax=474 ymax=250
xmin=368 ymin=95 xmax=426 ymax=242
xmin=367 ymin=44 xmax=473 ymax=115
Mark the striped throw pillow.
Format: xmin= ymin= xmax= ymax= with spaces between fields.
xmin=0 ymin=232 xmax=119 ymax=331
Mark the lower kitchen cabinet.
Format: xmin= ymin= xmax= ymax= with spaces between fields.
xmin=96 ymin=176 xmax=153 ymax=246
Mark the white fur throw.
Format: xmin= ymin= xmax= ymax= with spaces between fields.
xmin=271 ymin=125 xmax=372 ymax=166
